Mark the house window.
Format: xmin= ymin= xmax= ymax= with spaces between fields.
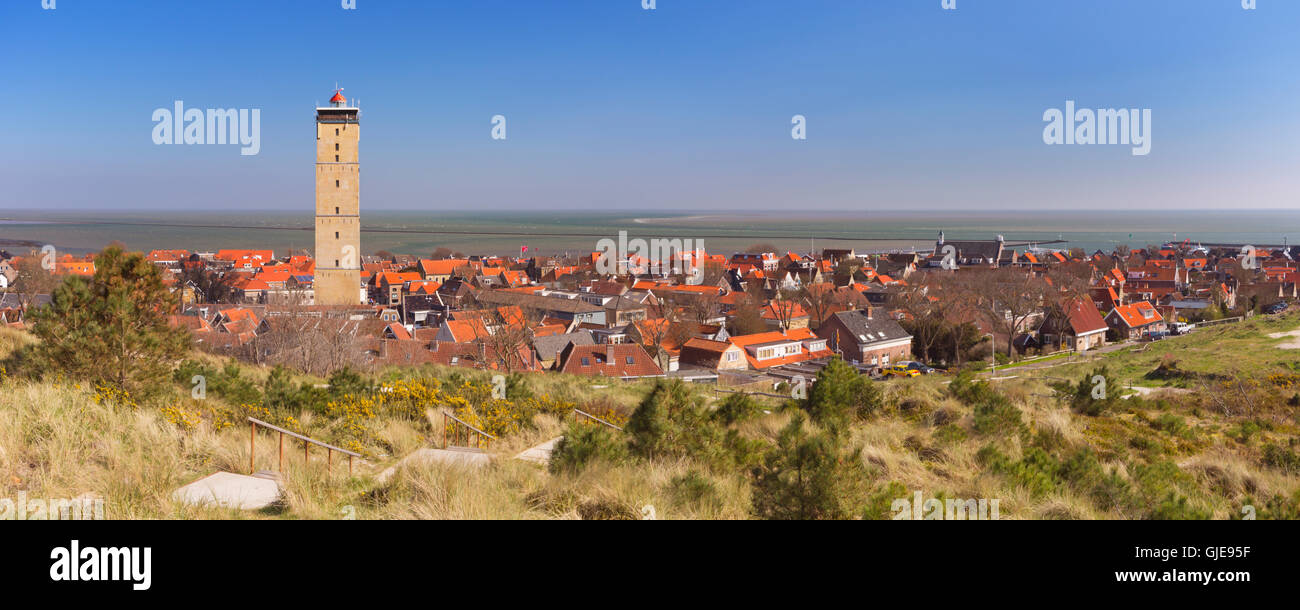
xmin=625 ymin=356 xmax=635 ymax=365
xmin=726 ymin=351 xmax=738 ymax=362
xmin=581 ymin=357 xmax=590 ymax=366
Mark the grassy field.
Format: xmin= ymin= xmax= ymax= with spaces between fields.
xmin=1 ymin=314 xmax=1298 ymax=520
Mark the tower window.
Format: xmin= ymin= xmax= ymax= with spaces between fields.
xmin=335 ymin=155 xmax=340 ymax=162
xmin=335 ymin=232 xmax=340 ymax=239
xmin=335 ymin=128 xmax=339 ymax=136
xmin=336 ymin=180 xmax=340 ymax=188
xmin=335 ymin=143 xmax=339 ymax=151
xmin=335 ymin=259 xmax=339 ymax=267
xmin=335 ymin=206 xmax=339 ymax=214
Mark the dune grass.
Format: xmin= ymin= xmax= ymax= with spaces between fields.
xmin=1 ymin=319 xmax=1297 ymax=520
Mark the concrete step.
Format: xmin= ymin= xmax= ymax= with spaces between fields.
xmin=514 ymin=437 xmax=563 ymax=466
xmin=173 ymin=471 xmax=283 ymax=511
xmin=375 ymin=447 xmax=493 ymax=484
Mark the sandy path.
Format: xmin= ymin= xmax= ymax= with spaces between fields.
xmin=1267 ymin=328 xmax=1300 ymax=349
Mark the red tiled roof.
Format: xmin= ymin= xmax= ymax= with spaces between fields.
xmin=1110 ymin=301 xmax=1163 ymax=328
xmin=418 ymin=259 xmax=468 ymax=277
xmin=729 ymin=328 xmax=831 ymax=369
xmin=559 ymin=343 xmax=665 ymax=378
xmin=1062 ymin=297 xmax=1108 ymax=335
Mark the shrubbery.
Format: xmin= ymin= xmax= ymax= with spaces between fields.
xmin=801 ymin=356 xmax=882 ymax=432
xmin=750 ymin=413 xmax=870 ymax=520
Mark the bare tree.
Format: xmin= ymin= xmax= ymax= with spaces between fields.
xmin=800 ymin=282 xmax=838 ymax=330
xmin=890 ymin=279 xmax=945 ymax=362
xmin=767 ymin=287 xmax=801 ymax=331
xmin=10 ymin=251 xmax=60 ymax=309
xmin=687 ymin=291 xmax=723 ymax=325
xmin=468 ymin=305 xmax=543 ymax=372
xmin=968 ymin=267 xmax=1053 ymax=357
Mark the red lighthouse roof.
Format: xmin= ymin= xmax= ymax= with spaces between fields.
xmin=330 ymin=89 xmax=346 ymax=104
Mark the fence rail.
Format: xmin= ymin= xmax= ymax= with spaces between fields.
xmin=1194 ymin=316 xmax=1243 ymax=328
xmin=247 ymin=417 xmax=360 ymax=476
xmin=442 ymin=412 xmax=496 ymax=449
xmin=574 ymin=408 xmax=624 ymax=431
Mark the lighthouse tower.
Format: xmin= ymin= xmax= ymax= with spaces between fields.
xmin=313 ymin=89 xmax=362 ymax=305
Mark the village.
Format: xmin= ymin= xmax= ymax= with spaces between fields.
xmin=2 ymin=232 xmax=1293 ymax=390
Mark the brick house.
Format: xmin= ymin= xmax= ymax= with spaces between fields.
xmin=1038 ymin=297 xmax=1108 ymax=352
xmin=1105 ymin=301 xmax=1166 ymax=340
xmin=816 ymin=310 xmax=913 ymax=369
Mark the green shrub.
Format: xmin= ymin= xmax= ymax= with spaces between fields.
xmin=712 ymin=392 xmax=763 ymax=426
xmin=668 ymin=470 xmax=722 ymax=512
xmin=549 ymin=421 xmax=628 ymax=474
xmin=750 ymin=413 xmax=870 ymax=520
xmin=1150 ymin=413 xmax=1186 ymax=436
xmin=1050 ymin=367 xmax=1120 ymax=416
xmin=802 ymin=357 xmax=882 ymax=432
xmin=1261 ymin=443 xmax=1300 ymax=474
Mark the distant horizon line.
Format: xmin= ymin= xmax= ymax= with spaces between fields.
xmin=3 ymin=208 xmax=1299 ymax=216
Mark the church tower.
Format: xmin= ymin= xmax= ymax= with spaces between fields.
xmin=314 ymin=89 xmax=361 ymax=305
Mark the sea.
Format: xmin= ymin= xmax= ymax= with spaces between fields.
xmin=2 ymin=209 xmax=1298 ymax=259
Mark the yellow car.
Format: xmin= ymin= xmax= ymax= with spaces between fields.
xmin=884 ymin=365 xmax=920 ymax=378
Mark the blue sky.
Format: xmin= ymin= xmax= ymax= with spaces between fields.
xmin=2 ymin=0 xmax=1298 ymax=212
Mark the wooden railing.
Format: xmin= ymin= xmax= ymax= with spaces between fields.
xmin=574 ymin=408 xmax=624 ymax=431
xmin=442 ymin=412 xmax=496 ymax=449
xmin=248 ymin=417 xmax=361 ymax=476
xmin=1194 ymin=316 xmax=1243 ymax=328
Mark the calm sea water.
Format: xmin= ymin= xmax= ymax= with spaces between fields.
xmin=2 ymin=210 xmax=1298 ymax=258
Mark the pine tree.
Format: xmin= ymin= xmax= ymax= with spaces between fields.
xmin=750 ymin=413 xmax=870 ymax=519
xmin=30 ymin=246 xmax=190 ymax=398
xmin=804 ymin=356 xmax=882 ymax=432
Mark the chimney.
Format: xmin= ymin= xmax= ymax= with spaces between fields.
xmin=606 ymin=344 xmax=615 ymax=363
xmin=865 ymin=305 xmax=873 ymax=320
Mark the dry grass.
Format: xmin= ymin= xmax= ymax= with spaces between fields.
xmin=2 ymin=324 xmax=1298 ymax=520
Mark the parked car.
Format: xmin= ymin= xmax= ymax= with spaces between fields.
xmin=905 ymin=361 xmax=937 ymax=374
xmin=1264 ymin=301 xmax=1289 ymax=315
xmin=1146 ymin=331 xmax=1169 ymax=341
xmin=884 ymin=364 xmax=921 ymax=378
xmin=1170 ymin=322 xmax=1193 ymax=335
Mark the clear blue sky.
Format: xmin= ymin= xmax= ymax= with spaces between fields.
xmin=3 ymin=0 xmax=1298 ymax=212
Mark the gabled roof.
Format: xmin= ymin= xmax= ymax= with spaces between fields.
xmin=1108 ymin=301 xmax=1163 ymax=327
xmin=418 ymin=259 xmax=469 ymax=277
xmin=533 ymin=331 xmax=595 ymax=361
xmin=728 ymin=327 xmax=831 ymax=369
xmin=558 ymin=343 xmax=665 ymax=378
xmin=1042 ymin=297 xmax=1108 ymax=336
xmin=823 ymin=310 xmax=912 ymax=346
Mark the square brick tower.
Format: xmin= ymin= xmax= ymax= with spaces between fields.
xmin=314 ymin=88 xmax=362 ymax=305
